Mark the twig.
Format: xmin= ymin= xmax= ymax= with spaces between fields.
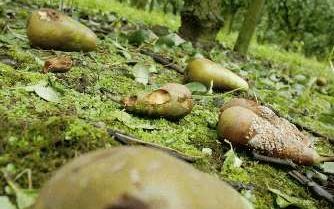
xmin=140 ymin=49 xmax=184 ymax=74
xmin=330 ymin=61 xmax=334 ymax=73
xmin=252 ymin=151 xmax=298 ymax=169
xmin=108 ymin=129 xmax=200 ymax=163
xmin=99 ymin=87 xmax=123 ymax=105
xmin=289 ymin=170 xmax=334 ymax=204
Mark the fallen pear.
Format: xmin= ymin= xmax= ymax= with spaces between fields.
xmin=27 ymin=9 xmax=97 ymax=51
xmin=43 ymin=55 xmax=72 ymax=73
xmin=185 ymin=58 xmax=249 ymax=91
xmin=123 ymin=83 xmax=193 ymax=119
xmin=217 ymin=98 xmax=334 ymax=165
xmin=33 ymin=146 xmax=253 ymax=209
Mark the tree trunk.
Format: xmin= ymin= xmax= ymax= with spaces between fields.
xmin=149 ymin=0 xmax=155 ymax=12
xmin=222 ymin=10 xmax=235 ymax=34
xmin=131 ymin=0 xmax=148 ymax=10
xmin=179 ymin=0 xmax=223 ymax=48
xmin=234 ymin=0 xmax=265 ymax=55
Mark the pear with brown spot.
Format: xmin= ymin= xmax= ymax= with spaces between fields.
xmin=218 ymin=98 xmax=334 ymax=165
xmin=27 ymin=9 xmax=97 ymax=51
xmin=43 ymin=55 xmax=72 ymax=73
xmin=33 ymin=146 xmax=253 ymax=209
xmin=123 ymin=83 xmax=193 ymax=119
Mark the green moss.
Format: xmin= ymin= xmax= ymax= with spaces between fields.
xmin=1 ymin=1 xmax=334 ymax=209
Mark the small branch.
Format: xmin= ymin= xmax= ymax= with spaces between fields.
xmin=289 ymin=170 xmax=334 ymax=204
xmin=99 ymin=87 xmax=124 ymax=105
xmin=140 ymin=49 xmax=184 ymax=74
xmin=108 ymin=129 xmax=200 ymax=163
xmin=252 ymin=151 xmax=298 ymax=169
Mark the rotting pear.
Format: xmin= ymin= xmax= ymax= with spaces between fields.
xmin=43 ymin=55 xmax=72 ymax=73
xmin=123 ymin=83 xmax=193 ymax=119
xmin=27 ymin=9 xmax=97 ymax=51
xmin=185 ymin=58 xmax=249 ymax=91
xmin=33 ymin=146 xmax=253 ymax=209
xmin=217 ymin=98 xmax=334 ymax=165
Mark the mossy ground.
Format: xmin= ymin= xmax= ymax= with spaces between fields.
xmin=1 ymin=1 xmax=334 ymax=209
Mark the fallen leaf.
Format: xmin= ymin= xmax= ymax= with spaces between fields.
xmin=321 ymin=162 xmax=334 ymax=174
xmin=0 ymin=196 xmax=17 ymax=209
xmin=3 ymin=171 xmax=38 ymax=209
xmin=268 ymin=187 xmax=317 ymax=209
xmin=24 ymin=81 xmax=60 ymax=103
xmin=157 ymin=33 xmax=185 ymax=47
xmin=16 ymin=189 xmax=38 ymax=209
xmin=113 ymin=111 xmax=156 ymax=130
xmin=131 ymin=63 xmax=150 ymax=85
xmin=185 ymin=82 xmax=207 ymax=94
xmin=223 ymin=141 xmax=243 ymax=169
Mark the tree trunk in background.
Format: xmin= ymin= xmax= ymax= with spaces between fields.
xmin=179 ymin=0 xmax=223 ymax=48
xmin=234 ymin=0 xmax=265 ymax=55
xmin=131 ymin=0 xmax=148 ymax=10
xmin=149 ymin=0 xmax=155 ymax=12
xmin=222 ymin=10 xmax=235 ymax=34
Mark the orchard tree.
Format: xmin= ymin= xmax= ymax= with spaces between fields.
xmin=179 ymin=0 xmax=223 ymax=48
xmin=130 ymin=0 xmax=148 ymax=9
xmin=221 ymin=0 xmax=247 ymax=34
xmin=259 ymin=0 xmax=334 ymax=59
xmin=234 ymin=0 xmax=265 ymax=55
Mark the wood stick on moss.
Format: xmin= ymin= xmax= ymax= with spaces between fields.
xmin=108 ymin=129 xmax=200 ymax=163
xmin=252 ymin=151 xmax=298 ymax=169
xmin=289 ymin=170 xmax=334 ymax=204
xmin=140 ymin=49 xmax=184 ymax=74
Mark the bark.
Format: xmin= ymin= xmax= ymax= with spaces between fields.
xmin=222 ymin=10 xmax=235 ymax=34
xmin=234 ymin=0 xmax=265 ymax=55
xmin=179 ymin=0 xmax=223 ymax=48
xmin=130 ymin=0 xmax=148 ymax=9
xmin=149 ymin=0 xmax=155 ymax=12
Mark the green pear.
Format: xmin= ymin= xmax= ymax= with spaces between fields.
xmin=123 ymin=83 xmax=193 ymax=119
xmin=27 ymin=9 xmax=97 ymax=51
xmin=185 ymin=58 xmax=249 ymax=91
xmin=33 ymin=146 xmax=253 ymax=209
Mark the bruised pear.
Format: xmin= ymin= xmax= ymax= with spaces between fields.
xmin=33 ymin=146 xmax=253 ymax=209
xmin=27 ymin=9 xmax=97 ymax=51
xmin=218 ymin=98 xmax=334 ymax=165
xmin=43 ymin=55 xmax=72 ymax=73
xmin=185 ymin=58 xmax=249 ymax=91
xmin=123 ymin=83 xmax=193 ymax=119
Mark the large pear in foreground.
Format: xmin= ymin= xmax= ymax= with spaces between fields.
xmin=27 ymin=9 xmax=97 ymax=52
xmin=185 ymin=58 xmax=249 ymax=91
xmin=33 ymin=146 xmax=253 ymax=209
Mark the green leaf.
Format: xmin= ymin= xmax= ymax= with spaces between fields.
xmin=268 ymin=187 xmax=317 ymax=209
xmin=0 ymin=196 xmax=17 ymax=209
xmin=131 ymin=63 xmax=150 ymax=85
xmin=34 ymin=85 xmax=61 ymax=103
xmin=24 ymin=81 xmax=60 ymax=103
xmin=321 ymin=162 xmax=334 ymax=174
xmin=113 ymin=111 xmax=157 ymax=130
xmin=128 ymin=29 xmax=158 ymax=46
xmin=3 ymin=172 xmax=38 ymax=209
xmin=185 ymin=82 xmax=207 ymax=94
xmin=15 ymin=189 xmax=38 ymax=209
xmin=157 ymin=33 xmax=185 ymax=47
xmin=223 ymin=142 xmax=242 ymax=170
